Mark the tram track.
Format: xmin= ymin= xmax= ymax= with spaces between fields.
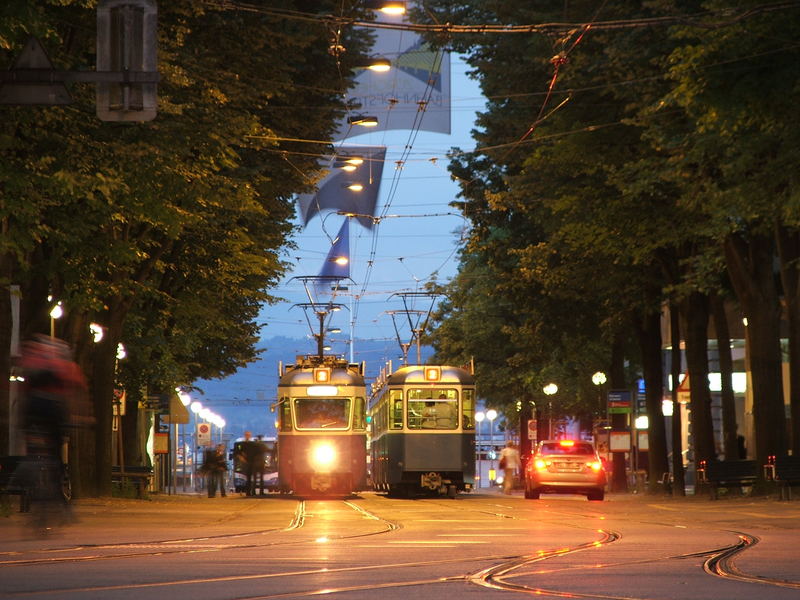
xmin=3 ymin=494 xmax=798 ymax=598
xmin=0 ymin=498 xmax=397 ymax=567
xmin=399 ymin=495 xmax=800 ymax=596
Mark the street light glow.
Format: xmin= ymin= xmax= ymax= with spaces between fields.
xmin=543 ymin=383 xmax=558 ymax=396
xmin=89 ymin=323 xmax=104 ymax=343
xmin=49 ymin=302 xmax=63 ymax=320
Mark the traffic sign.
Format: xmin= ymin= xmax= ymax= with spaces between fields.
xmin=527 ymin=418 xmax=537 ymax=441
xmin=607 ymin=389 xmax=632 ymax=414
xmin=197 ymin=422 xmax=212 ymax=446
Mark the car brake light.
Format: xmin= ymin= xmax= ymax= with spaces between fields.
xmin=534 ymin=459 xmax=548 ymax=470
xmin=588 ymin=461 xmax=602 ymax=471
xmin=559 ymin=440 xmax=575 ymax=447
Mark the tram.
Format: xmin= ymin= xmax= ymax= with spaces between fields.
xmin=368 ymin=361 xmax=476 ymax=498
xmin=275 ymin=354 xmax=368 ymax=496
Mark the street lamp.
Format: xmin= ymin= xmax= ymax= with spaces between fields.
xmin=543 ymin=384 xmax=557 ymax=439
xmin=592 ymin=370 xmax=607 ymax=423
xmin=486 ymin=409 xmax=497 ymax=485
xmin=49 ymin=301 xmax=63 ymax=339
xmin=475 ymin=411 xmax=485 ymax=488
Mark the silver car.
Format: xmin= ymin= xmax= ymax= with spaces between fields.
xmin=524 ymin=440 xmax=607 ymax=501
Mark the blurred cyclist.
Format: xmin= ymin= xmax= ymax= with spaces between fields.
xmin=16 ymin=335 xmax=88 ymax=535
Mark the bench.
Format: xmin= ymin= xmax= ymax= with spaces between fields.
xmin=112 ymin=465 xmax=153 ymax=498
xmin=773 ymin=455 xmax=800 ymax=500
xmin=0 ymin=456 xmax=31 ymax=512
xmin=698 ymin=459 xmax=757 ymax=500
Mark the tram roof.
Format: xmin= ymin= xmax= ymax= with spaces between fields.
xmin=279 ymin=354 xmax=365 ymax=386
xmin=383 ymin=364 xmax=475 ymax=387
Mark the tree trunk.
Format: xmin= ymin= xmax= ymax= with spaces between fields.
xmin=682 ymin=292 xmax=716 ymax=467
xmin=710 ymin=292 xmax=738 ymax=459
xmin=633 ymin=309 xmax=669 ymax=494
xmin=0 ymin=285 xmax=11 ymax=454
xmin=725 ymin=232 xmax=787 ymax=470
xmin=776 ymin=225 xmax=800 ymax=455
xmin=669 ymin=301 xmax=685 ymax=496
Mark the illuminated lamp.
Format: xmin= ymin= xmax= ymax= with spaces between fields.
xmin=347 ymin=115 xmax=378 ymax=127
xmin=424 ymin=366 xmax=441 ymax=381
xmin=310 ymin=443 xmax=337 ymax=469
xmin=314 ymin=367 xmax=332 ymax=383
xmin=345 ymin=182 xmax=364 ymax=192
xmin=364 ymin=1 xmax=406 ymax=15
xmin=363 ymin=57 xmax=391 ymax=72
xmin=307 ymin=385 xmax=337 ymax=397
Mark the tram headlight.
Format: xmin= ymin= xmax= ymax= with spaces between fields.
xmin=310 ymin=443 xmax=337 ymax=470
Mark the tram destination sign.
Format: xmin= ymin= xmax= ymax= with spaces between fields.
xmin=607 ymin=390 xmax=632 ymax=414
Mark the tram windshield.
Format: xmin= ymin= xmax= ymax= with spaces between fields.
xmin=293 ymin=398 xmax=351 ymax=430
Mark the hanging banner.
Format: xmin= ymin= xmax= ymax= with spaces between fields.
xmin=334 ymin=4 xmax=451 ymax=139
xmin=296 ymin=146 xmax=386 ymax=229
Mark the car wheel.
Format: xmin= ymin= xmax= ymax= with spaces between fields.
xmin=587 ymin=490 xmax=604 ymax=501
xmin=524 ymin=487 xmax=539 ymax=499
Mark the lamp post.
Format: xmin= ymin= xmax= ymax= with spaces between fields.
xmin=486 ymin=409 xmax=497 ymax=485
xmin=48 ymin=301 xmax=63 ymax=339
xmin=592 ymin=371 xmax=607 ymax=414
xmin=177 ymin=390 xmax=191 ymax=491
xmin=190 ymin=401 xmax=203 ymax=490
xmin=542 ymin=384 xmax=557 ymax=439
xmin=475 ymin=411 xmax=485 ymax=488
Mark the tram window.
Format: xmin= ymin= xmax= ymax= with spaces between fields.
xmin=462 ymin=388 xmax=476 ymax=430
xmin=407 ymin=389 xmax=458 ymax=430
xmin=353 ymin=397 xmax=367 ymax=431
xmin=293 ymin=398 xmax=351 ymax=430
xmin=390 ymin=389 xmax=403 ymax=429
xmin=279 ymin=398 xmax=292 ymax=432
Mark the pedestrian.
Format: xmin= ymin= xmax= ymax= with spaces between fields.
xmin=201 ymin=443 xmax=228 ymax=497
xmin=237 ymin=431 xmax=259 ymax=496
xmin=499 ymin=441 xmax=521 ymax=494
xmin=253 ymin=436 xmax=267 ymax=495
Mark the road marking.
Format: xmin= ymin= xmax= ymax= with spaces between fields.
xmin=388 ymin=540 xmax=487 ymax=544
xmin=438 ymin=534 xmax=517 ymax=537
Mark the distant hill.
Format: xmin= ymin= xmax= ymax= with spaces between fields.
xmin=191 ymin=336 xmax=433 ymax=443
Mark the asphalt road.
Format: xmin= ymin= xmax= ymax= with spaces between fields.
xmin=1 ymin=489 xmax=799 ymax=600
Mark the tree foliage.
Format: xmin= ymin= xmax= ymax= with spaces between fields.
xmin=421 ymin=1 xmax=800 ymax=479
xmin=0 ymin=0 xmax=373 ymax=493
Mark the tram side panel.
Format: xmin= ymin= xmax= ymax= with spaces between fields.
xmin=375 ymin=433 xmax=474 ymax=493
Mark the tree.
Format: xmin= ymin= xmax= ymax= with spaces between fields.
xmin=1 ymin=0 xmax=373 ymax=494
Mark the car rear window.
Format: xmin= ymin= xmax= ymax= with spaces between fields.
xmin=539 ymin=442 xmax=595 ymax=455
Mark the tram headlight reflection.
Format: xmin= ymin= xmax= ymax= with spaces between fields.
xmin=310 ymin=443 xmax=337 ymax=470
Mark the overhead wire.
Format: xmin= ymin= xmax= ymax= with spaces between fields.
xmin=202 ymin=1 xmax=800 ymax=34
